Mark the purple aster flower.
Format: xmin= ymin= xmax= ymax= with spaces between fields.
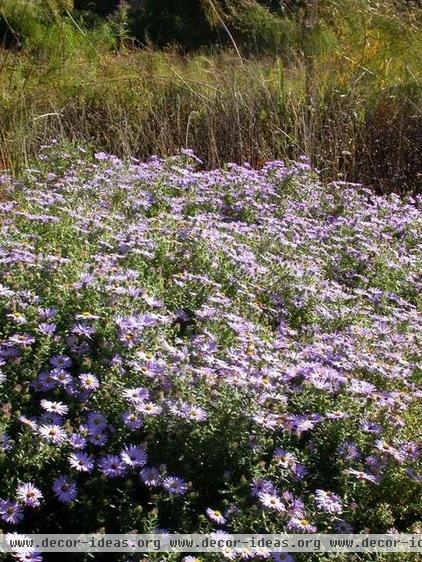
xmin=120 ymin=445 xmax=147 ymax=467
xmin=98 ymin=455 xmax=126 ymax=478
xmin=236 ymin=547 xmax=259 ymax=559
xmin=16 ymin=483 xmax=43 ymax=507
xmin=402 ymin=441 xmax=421 ymax=461
xmin=69 ymin=451 xmax=94 ymax=473
xmin=407 ymin=468 xmax=422 ymax=483
xmin=0 ymin=499 xmax=24 ymax=524
xmin=87 ymin=431 xmax=108 ymax=447
xmin=258 ymin=492 xmax=286 ymax=513
xmin=39 ymin=307 xmax=57 ymax=320
xmin=122 ymin=411 xmax=143 ymax=429
xmin=273 ymin=555 xmax=295 ymax=562
xmin=94 ymin=152 xmax=110 ymax=161
xmin=86 ymin=411 xmax=108 ymax=430
xmin=287 ymin=517 xmax=317 ymax=533
xmin=39 ymin=412 xmax=63 ymax=426
xmin=162 ymin=476 xmax=188 ymax=495
xmin=74 ymin=311 xmax=100 ymax=321
xmin=116 ymin=315 xmax=144 ymax=348
xmin=335 ymin=519 xmax=354 ymax=533
xmin=6 ymin=312 xmax=28 ymax=326
xmin=72 ymin=323 xmax=96 ymax=339
xmin=315 ymin=489 xmax=343 ymax=514
xmin=122 ymin=387 xmax=150 ymax=404
xmin=18 ymin=416 xmax=38 ymax=431
xmin=274 ymin=448 xmax=297 ymax=469
xmin=375 ymin=440 xmax=405 ymax=463
xmin=288 ymin=414 xmax=321 ymax=436
xmin=206 ymin=508 xmax=226 ymax=525
xmin=79 ymin=373 xmax=100 ymax=391
xmin=38 ymin=424 xmax=67 ymax=444
xmin=349 ymin=379 xmax=377 ymax=395
xmin=13 ymin=552 xmax=43 ymax=562
xmin=284 ymin=494 xmax=305 ymax=519
xmin=293 ymin=463 xmax=309 ymax=480
xmin=0 ymin=432 xmax=13 ymax=452
xmin=186 ymin=405 xmax=208 ymax=422
xmin=9 ymin=333 xmax=35 ymax=347
xmin=365 ymin=455 xmax=388 ymax=479
xmin=38 ymin=323 xmax=57 ymax=336
xmin=69 ymin=433 xmax=87 ymax=450
xmin=52 ymin=476 xmax=78 ymax=503
xmin=143 ymin=293 xmax=163 ymax=307
xmin=51 ymin=369 xmax=73 ymax=387
xmin=337 ymin=441 xmax=361 ymax=461
xmin=40 ymin=400 xmax=69 ymax=416
xmin=74 ymin=272 xmax=95 ymax=290
xmin=343 ymin=468 xmax=379 ymax=483
xmin=136 ymin=401 xmax=162 ymax=416
xmin=361 ymin=420 xmax=382 ymax=434
xmin=140 ymin=466 xmax=161 ymax=487
xmin=250 ymin=479 xmax=276 ymax=498
xmin=50 ymin=355 xmax=72 ymax=369
xmin=325 ymin=411 xmax=349 ymax=420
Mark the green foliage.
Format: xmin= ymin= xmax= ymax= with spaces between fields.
xmin=0 ymin=0 xmax=117 ymax=54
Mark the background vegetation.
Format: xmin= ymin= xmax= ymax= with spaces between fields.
xmin=0 ymin=0 xmax=421 ymax=193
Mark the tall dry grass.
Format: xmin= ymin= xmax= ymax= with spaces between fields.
xmin=0 ymin=0 xmax=421 ymax=193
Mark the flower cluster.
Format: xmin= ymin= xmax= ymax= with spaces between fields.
xmin=0 ymin=144 xmax=421 ymax=562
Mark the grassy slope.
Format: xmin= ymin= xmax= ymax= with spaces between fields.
xmin=0 ymin=0 xmax=421 ymax=193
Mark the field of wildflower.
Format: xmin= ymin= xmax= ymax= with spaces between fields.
xmin=0 ymin=142 xmax=421 ymax=562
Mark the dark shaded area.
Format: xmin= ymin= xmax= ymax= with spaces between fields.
xmin=355 ymin=102 xmax=422 ymax=195
xmin=128 ymin=0 xmax=218 ymax=50
xmin=71 ymin=0 xmax=308 ymax=50
xmin=0 ymin=14 xmax=21 ymax=49
xmin=74 ymin=0 xmax=121 ymax=16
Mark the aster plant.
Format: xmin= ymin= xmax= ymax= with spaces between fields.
xmin=0 ymin=142 xmax=421 ymax=562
